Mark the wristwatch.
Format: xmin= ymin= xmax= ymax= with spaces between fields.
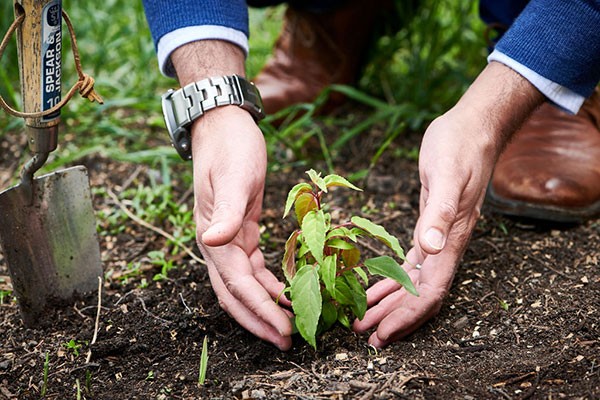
xmin=161 ymin=75 xmax=265 ymax=160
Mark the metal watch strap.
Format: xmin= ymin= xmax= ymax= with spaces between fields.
xmin=162 ymin=75 xmax=265 ymax=160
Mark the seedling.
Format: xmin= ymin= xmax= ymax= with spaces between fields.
xmin=197 ymin=336 xmax=209 ymax=386
xmin=41 ymin=352 xmax=49 ymax=397
xmin=63 ymin=339 xmax=85 ymax=357
xmin=282 ymin=170 xmax=418 ymax=348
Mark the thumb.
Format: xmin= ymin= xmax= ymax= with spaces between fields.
xmin=417 ymin=179 xmax=461 ymax=255
xmin=200 ymin=182 xmax=247 ymax=247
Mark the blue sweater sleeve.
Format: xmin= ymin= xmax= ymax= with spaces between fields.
xmin=495 ymin=0 xmax=600 ymax=98
xmin=142 ymin=0 xmax=249 ymax=48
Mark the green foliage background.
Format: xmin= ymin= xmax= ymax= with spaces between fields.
xmin=1 ymin=1 xmax=485 ymax=163
xmin=0 ymin=1 xmax=486 ymax=271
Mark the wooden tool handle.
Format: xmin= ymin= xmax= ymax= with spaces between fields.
xmin=15 ymin=0 xmax=62 ymax=129
xmin=15 ymin=0 xmax=61 ymax=152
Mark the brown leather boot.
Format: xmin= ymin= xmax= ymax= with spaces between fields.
xmin=253 ymin=0 xmax=388 ymax=115
xmin=487 ymin=88 xmax=600 ymax=222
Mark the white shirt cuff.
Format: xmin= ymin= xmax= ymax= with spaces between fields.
xmin=488 ymin=49 xmax=585 ymax=114
xmin=157 ymin=25 xmax=249 ymax=78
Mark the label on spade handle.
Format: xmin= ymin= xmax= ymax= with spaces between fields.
xmin=41 ymin=0 xmax=62 ymax=122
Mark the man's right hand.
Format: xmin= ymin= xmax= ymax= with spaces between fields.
xmin=171 ymin=41 xmax=293 ymax=350
xmin=190 ymin=106 xmax=293 ymax=350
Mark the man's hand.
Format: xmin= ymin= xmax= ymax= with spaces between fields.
xmin=354 ymin=62 xmax=544 ymax=347
xmin=191 ymin=107 xmax=292 ymax=350
xmin=172 ymin=41 xmax=292 ymax=350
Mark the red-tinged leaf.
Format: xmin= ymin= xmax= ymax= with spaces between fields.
xmin=283 ymin=182 xmax=313 ymax=218
xmin=294 ymin=192 xmax=318 ymax=225
xmin=282 ymin=230 xmax=300 ymax=283
xmin=341 ymin=246 xmax=361 ymax=268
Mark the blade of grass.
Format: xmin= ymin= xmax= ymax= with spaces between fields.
xmin=198 ymin=336 xmax=209 ymax=386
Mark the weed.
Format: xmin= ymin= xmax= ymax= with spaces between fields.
xmin=149 ymin=251 xmax=176 ymax=281
xmin=76 ymin=378 xmax=82 ymax=400
xmin=41 ymin=352 xmax=49 ymax=397
xmin=198 ymin=336 xmax=209 ymax=386
xmin=0 ymin=289 xmax=12 ymax=305
xmin=63 ymin=339 xmax=85 ymax=357
xmin=282 ymin=170 xmax=418 ymax=348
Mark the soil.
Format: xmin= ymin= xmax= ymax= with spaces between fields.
xmin=0 ymin=123 xmax=598 ymax=400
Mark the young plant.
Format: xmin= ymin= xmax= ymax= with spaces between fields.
xmin=63 ymin=339 xmax=84 ymax=357
xmin=282 ymin=170 xmax=418 ymax=348
xmin=41 ymin=352 xmax=49 ymax=397
xmin=197 ymin=336 xmax=209 ymax=386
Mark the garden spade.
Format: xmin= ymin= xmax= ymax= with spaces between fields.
xmin=0 ymin=0 xmax=102 ymax=326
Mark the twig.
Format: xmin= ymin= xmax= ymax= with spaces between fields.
xmin=118 ymin=165 xmax=144 ymax=193
xmin=137 ymin=296 xmax=171 ymax=325
xmin=85 ymin=276 xmax=103 ymax=364
xmin=177 ymin=185 xmax=194 ymax=206
xmin=107 ymin=188 xmax=205 ymax=265
xmin=357 ymin=238 xmax=387 ymax=257
xmin=529 ymin=255 xmax=575 ymax=280
xmin=492 ymin=371 xmax=536 ymax=388
xmin=179 ymin=292 xmax=192 ymax=314
xmin=114 ymin=289 xmax=136 ymax=306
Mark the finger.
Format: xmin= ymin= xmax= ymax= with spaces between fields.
xmin=249 ymin=248 xmax=291 ymax=307
xmin=207 ymin=264 xmax=292 ymax=350
xmin=416 ymin=172 xmax=464 ymax=255
xmin=206 ymin=245 xmax=293 ymax=337
xmin=353 ymin=268 xmax=420 ymax=332
xmin=363 ymin=247 xmax=422 ymax=307
xmin=368 ymin=281 xmax=444 ymax=348
xmin=201 ymin=175 xmax=252 ymax=247
xmin=371 ymin=247 xmax=459 ymax=347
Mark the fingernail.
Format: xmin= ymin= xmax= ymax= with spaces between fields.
xmin=424 ymin=228 xmax=445 ymax=250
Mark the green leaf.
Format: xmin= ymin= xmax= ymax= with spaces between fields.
xmin=364 ymin=256 xmax=418 ymax=296
xmin=341 ymin=246 xmax=361 ymax=268
xmin=307 ymin=169 xmax=328 ymax=193
xmin=342 ymin=272 xmax=367 ymax=320
xmin=323 ymin=174 xmax=363 ymax=191
xmin=353 ymin=267 xmax=369 ymax=286
xmin=351 ymin=216 xmax=406 ymax=261
xmin=291 ymin=265 xmax=322 ymax=349
xmin=326 ymin=226 xmax=358 ymax=242
xmin=301 ymin=210 xmax=326 ymax=265
xmin=337 ymin=309 xmax=350 ymax=329
xmin=320 ymin=300 xmax=338 ymax=332
xmin=333 ymin=277 xmax=354 ymax=305
xmin=282 ymin=230 xmax=300 ymax=283
xmin=198 ymin=336 xmax=209 ymax=385
xmin=294 ymin=192 xmax=318 ymax=225
xmin=283 ymin=182 xmax=313 ymax=218
xmin=319 ymin=255 xmax=337 ymax=297
xmin=326 ymin=238 xmax=355 ymax=250
xmin=298 ymin=236 xmax=310 ymax=258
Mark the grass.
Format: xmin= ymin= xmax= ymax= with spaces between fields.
xmin=1 ymin=0 xmax=486 ymax=282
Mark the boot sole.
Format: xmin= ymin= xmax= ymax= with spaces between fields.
xmin=485 ymin=185 xmax=600 ymax=223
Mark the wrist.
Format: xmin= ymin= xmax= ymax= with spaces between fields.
xmin=450 ymin=62 xmax=545 ymax=156
xmin=171 ymin=40 xmax=246 ymax=85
